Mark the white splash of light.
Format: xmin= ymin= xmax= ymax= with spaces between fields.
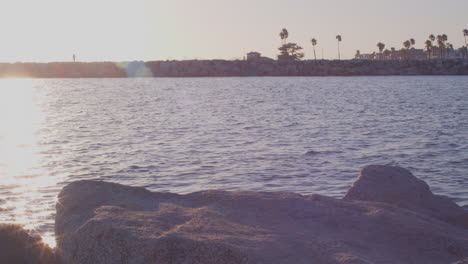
xmin=0 ymin=79 xmax=57 ymax=247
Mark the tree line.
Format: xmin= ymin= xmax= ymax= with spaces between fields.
xmin=374 ymin=32 xmax=467 ymax=60
xmin=277 ymin=28 xmax=468 ymax=61
xmin=277 ymin=28 xmax=343 ymax=61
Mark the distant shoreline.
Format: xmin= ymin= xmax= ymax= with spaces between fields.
xmin=0 ymin=59 xmax=467 ymax=78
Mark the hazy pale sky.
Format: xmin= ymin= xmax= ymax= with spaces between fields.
xmin=0 ymin=0 xmax=466 ymax=62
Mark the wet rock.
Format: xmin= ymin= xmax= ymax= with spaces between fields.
xmin=0 ymin=224 xmax=60 ymax=264
xmin=56 ymin=167 xmax=468 ymax=264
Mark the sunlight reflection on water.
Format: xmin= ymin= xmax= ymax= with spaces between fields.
xmin=0 ymin=79 xmax=56 ymax=247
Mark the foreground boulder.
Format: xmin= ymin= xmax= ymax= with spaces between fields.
xmin=56 ymin=165 xmax=468 ymax=264
xmin=0 ymin=224 xmax=60 ymax=264
xmin=344 ymin=165 xmax=468 ymax=228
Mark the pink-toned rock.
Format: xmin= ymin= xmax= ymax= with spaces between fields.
xmin=55 ymin=166 xmax=468 ymax=264
xmin=344 ymin=165 xmax=468 ymax=228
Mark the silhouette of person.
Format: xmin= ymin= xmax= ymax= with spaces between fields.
xmin=73 ymin=54 xmax=76 ymax=62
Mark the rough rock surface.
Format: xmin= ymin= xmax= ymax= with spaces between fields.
xmin=55 ymin=165 xmax=468 ymax=264
xmin=344 ymin=165 xmax=468 ymax=228
xmin=0 ymin=224 xmax=60 ymax=264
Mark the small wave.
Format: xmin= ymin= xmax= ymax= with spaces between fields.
xmin=119 ymin=165 xmax=159 ymax=173
xmin=285 ymin=122 xmax=300 ymax=128
xmin=448 ymin=159 xmax=468 ymax=165
xmin=305 ymin=150 xmax=320 ymax=156
xmin=436 ymin=131 xmax=450 ymax=136
xmin=243 ymin=126 xmax=260 ymax=130
xmin=384 ymin=161 xmax=401 ymax=166
xmin=200 ymin=165 xmax=216 ymax=169
xmin=15 ymin=174 xmax=43 ymax=179
xmin=0 ymin=205 xmax=15 ymax=211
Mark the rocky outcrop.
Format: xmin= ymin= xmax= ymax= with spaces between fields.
xmin=344 ymin=165 xmax=468 ymax=228
xmin=0 ymin=224 xmax=60 ymax=264
xmin=0 ymin=60 xmax=467 ymax=78
xmin=55 ymin=165 xmax=468 ymax=264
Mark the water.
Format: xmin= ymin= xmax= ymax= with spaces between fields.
xmin=0 ymin=76 xmax=467 ymax=246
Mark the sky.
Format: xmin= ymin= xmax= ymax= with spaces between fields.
xmin=0 ymin=0 xmax=466 ymax=62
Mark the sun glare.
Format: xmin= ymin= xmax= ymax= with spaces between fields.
xmin=0 ymin=79 xmax=44 ymax=182
xmin=0 ymin=79 xmax=57 ymax=247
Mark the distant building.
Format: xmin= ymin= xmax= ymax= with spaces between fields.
xmin=246 ymin=52 xmax=261 ymax=61
xmin=407 ymin=49 xmax=426 ymax=60
xmin=447 ymin=47 xmax=467 ymax=59
xmin=355 ymin=52 xmax=375 ymax=60
xmin=423 ymin=46 xmax=466 ymax=60
xmin=356 ymin=48 xmax=429 ymax=60
xmin=457 ymin=47 xmax=468 ymax=59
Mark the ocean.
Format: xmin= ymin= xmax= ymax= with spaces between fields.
xmin=0 ymin=76 xmax=467 ymax=246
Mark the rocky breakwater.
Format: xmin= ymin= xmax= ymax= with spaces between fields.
xmin=0 ymin=60 xmax=467 ymax=78
xmin=143 ymin=59 xmax=468 ymax=77
xmin=53 ymin=165 xmax=468 ymax=264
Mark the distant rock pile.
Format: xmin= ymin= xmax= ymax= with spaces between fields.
xmin=144 ymin=59 xmax=468 ymax=77
xmin=54 ymin=165 xmax=468 ymax=264
xmin=0 ymin=59 xmax=467 ymax=78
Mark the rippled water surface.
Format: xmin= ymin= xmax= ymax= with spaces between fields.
xmin=0 ymin=77 xmax=467 ymax=245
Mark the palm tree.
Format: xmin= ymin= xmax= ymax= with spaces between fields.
xmin=436 ymin=35 xmax=442 ymax=58
xmin=336 ymin=35 xmax=342 ymax=60
xmin=383 ymin=49 xmax=391 ymax=59
xmin=376 ymin=42 xmax=385 ymax=59
xmin=464 ymin=29 xmax=468 ymax=46
xmin=442 ymin=34 xmax=448 ymax=42
xmin=429 ymin=34 xmax=435 ymax=43
xmin=410 ymin=38 xmax=415 ymax=48
xmin=311 ymin=38 xmax=317 ymax=60
xmin=436 ymin=35 xmax=446 ymax=59
xmin=446 ymin=43 xmax=454 ymax=58
xmin=280 ymin=28 xmax=289 ymax=44
xmin=425 ymin=40 xmax=432 ymax=60
xmin=377 ymin=42 xmax=385 ymax=52
xmin=277 ymin=29 xmax=304 ymax=61
xmin=403 ymin=40 xmax=411 ymax=60
xmin=390 ymin=47 xmax=396 ymax=60
xmin=403 ymin=40 xmax=411 ymax=49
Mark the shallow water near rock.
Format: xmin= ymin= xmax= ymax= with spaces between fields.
xmin=0 ymin=76 xmax=467 ymax=246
